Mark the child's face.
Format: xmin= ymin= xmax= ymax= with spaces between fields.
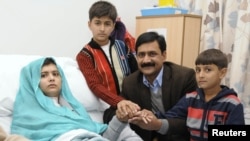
xmin=195 ymin=64 xmax=227 ymax=90
xmin=88 ymin=16 xmax=115 ymax=46
xmin=39 ymin=64 xmax=62 ymax=97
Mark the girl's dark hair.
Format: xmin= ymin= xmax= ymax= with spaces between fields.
xmin=135 ymin=31 xmax=166 ymax=53
xmin=42 ymin=57 xmax=56 ymax=67
xmin=195 ymin=49 xmax=228 ymax=69
xmin=89 ymin=1 xmax=117 ymax=23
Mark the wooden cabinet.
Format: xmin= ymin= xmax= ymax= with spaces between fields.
xmin=135 ymin=14 xmax=202 ymax=69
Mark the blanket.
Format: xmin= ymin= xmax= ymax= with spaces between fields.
xmin=55 ymin=129 xmax=108 ymax=141
xmin=10 ymin=57 xmax=108 ymax=141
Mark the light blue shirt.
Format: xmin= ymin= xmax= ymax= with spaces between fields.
xmin=142 ymin=67 xmax=163 ymax=92
xmin=142 ymin=67 xmax=168 ymax=134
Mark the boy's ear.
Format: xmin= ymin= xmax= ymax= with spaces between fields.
xmin=88 ymin=21 xmax=90 ymax=28
xmin=220 ymin=68 xmax=227 ymax=79
xmin=112 ymin=22 xmax=116 ymax=30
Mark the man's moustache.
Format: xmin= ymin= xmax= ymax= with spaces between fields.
xmin=141 ymin=63 xmax=155 ymax=67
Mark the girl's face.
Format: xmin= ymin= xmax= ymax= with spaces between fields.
xmin=39 ymin=63 xmax=62 ymax=97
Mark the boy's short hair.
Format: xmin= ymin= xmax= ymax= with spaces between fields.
xmin=195 ymin=48 xmax=228 ymax=69
xmin=89 ymin=1 xmax=117 ymax=22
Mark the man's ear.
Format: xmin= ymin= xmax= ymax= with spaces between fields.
xmin=162 ymin=50 xmax=167 ymax=60
xmin=220 ymin=68 xmax=228 ymax=79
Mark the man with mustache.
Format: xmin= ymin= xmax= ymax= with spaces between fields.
xmin=116 ymin=31 xmax=198 ymax=141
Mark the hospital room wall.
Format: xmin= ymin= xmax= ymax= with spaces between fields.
xmin=0 ymin=0 xmax=157 ymax=58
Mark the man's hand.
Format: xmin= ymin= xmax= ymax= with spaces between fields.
xmin=116 ymin=100 xmax=140 ymax=122
xmin=128 ymin=109 xmax=162 ymax=131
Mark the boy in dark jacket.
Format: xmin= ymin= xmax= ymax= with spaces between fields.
xmin=165 ymin=48 xmax=245 ymax=140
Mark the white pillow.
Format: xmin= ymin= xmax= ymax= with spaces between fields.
xmin=55 ymin=57 xmax=106 ymax=111
xmin=0 ymin=55 xmax=42 ymax=102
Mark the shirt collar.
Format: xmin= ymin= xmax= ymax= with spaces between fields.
xmin=143 ymin=67 xmax=163 ymax=88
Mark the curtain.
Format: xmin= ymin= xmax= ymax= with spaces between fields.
xmin=176 ymin=0 xmax=250 ymax=124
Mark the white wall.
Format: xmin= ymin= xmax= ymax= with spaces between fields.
xmin=0 ymin=0 xmax=157 ymax=58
